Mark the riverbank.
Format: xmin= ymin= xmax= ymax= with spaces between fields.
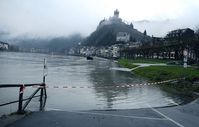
xmin=118 ymin=58 xmax=199 ymax=97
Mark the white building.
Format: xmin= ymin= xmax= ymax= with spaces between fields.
xmin=112 ymin=45 xmax=120 ymax=58
xmin=68 ymin=48 xmax=75 ymax=55
xmin=127 ymin=42 xmax=141 ymax=48
xmin=100 ymin=48 xmax=110 ymax=57
xmin=116 ymin=32 xmax=130 ymax=42
xmin=0 ymin=41 xmax=9 ymax=50
xmin=80 ymin=47 xmax=87 ymax=55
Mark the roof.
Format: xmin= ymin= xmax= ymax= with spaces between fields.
xmin=169 ymin=28 xmax=194 ymax=34
xmin=0 ymin=41 xmax=9 ymax=45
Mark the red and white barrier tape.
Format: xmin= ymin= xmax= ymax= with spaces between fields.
xmin=28 ymin=78 xmax=179 ymax=89
xmin=19 ymin=84 xmax=25 ymax=94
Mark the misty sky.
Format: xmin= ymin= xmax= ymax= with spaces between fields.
xmin=1 ymin=0 xmax=199 ymax=39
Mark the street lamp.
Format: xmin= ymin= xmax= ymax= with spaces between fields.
xmin=183 ymin=49 xmax=188 ymax=68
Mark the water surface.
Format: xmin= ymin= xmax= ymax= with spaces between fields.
xmin=0 ymin=52 xmax=184 ymax=115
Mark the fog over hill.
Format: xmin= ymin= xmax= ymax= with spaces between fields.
xmin=16 ymin=34 xmax=84 ymax=52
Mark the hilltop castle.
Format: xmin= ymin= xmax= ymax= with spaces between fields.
xmin=97 ymin=9 xmax=124 ymax=29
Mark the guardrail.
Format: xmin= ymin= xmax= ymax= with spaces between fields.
xmin=0 ymin=83 xmax=47 ymax=114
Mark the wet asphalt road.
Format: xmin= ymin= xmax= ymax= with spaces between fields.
xmin=6 ymin=99 xmax=199 ymax=127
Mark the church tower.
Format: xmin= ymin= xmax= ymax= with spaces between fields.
xmin=114 ymin=9 xmax=119 ymax=18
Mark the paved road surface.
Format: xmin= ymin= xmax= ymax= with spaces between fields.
xmin=6 ymin=99 xmax=199 ymax=127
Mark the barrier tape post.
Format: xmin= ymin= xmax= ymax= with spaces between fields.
xmin=43 ymin=58 xmax=48 ymax=84
xmin=40 ymin=58 xmax=47 ymax=111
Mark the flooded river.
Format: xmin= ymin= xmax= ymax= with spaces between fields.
xmin=0 ymin=52 xmax=184 ymax=115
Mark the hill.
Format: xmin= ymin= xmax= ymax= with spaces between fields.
xmin=83 ymin=23 xmax=151 ymax=46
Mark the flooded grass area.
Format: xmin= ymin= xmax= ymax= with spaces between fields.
xmin=119 ymin=58 xmax=199 ymax=102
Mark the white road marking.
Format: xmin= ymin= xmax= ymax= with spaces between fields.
xmin=46 ymin=108 xmax=63 ymax=111
xmin=147 ymin=104 xmax=184 ymax=127
xmin=110 ymin=67 xmax=132 ymax=72
xmin=165 ymin=99 xmax=179 ymax=106
xmin=65 ymin=111 xmax=168 ymax=121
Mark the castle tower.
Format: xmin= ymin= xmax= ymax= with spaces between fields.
xmin=114 ymin=9 xmax=119 ymax=18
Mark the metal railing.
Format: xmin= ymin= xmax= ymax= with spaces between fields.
xmin=0 ymin=83 xmax=47 ymax=114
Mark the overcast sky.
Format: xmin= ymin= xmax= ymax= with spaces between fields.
xmin=0 ymin=0 xmax=199 ymax=39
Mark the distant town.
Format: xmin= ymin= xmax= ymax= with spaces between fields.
xmin=68 ymin=10 xmax=199 ymax=64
